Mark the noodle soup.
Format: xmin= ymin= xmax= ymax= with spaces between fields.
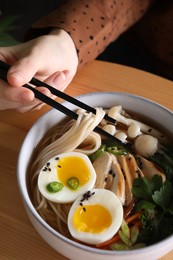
xmin=18 ymin=92 xmax=173 ymax=260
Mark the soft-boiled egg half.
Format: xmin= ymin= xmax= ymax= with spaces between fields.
xmin=38 ymin=152 xmax=96 ymax=203
xmin=67 ymin=189 xmax=123 ymax=245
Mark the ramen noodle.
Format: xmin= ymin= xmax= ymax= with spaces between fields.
xmin=28 ymin=105 xmax=173 ymax=249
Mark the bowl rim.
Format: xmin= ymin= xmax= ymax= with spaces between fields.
xmin=17 ymin=91 xmax=173 ymax=256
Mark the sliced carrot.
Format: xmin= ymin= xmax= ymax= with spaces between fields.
xmin=125 ymin=212 xmax=141 ymax=224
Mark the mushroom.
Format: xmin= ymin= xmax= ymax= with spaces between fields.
xmin=135 ymin=155 xmax=166 ymax=181
xmin=134 ymin=134 xmax=158 ymax=157
xmin=102 ymin=124 xmax=116 ymax=136
xmin=107 ymin=106 xmax=168 ymax=142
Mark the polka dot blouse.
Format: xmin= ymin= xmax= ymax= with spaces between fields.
xmin=29 ymin=0 xmax=173 ymax=78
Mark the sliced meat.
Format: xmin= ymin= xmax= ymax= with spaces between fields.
xmin=135 ymin=155 xmax=166 ymax=181
xmin=110 ymin=154 xmax=125 ymax=205
xmin=117 ymin=154 xmax=138 ymax=206
xmin=93 ymin=152 xmax=113 ymax=188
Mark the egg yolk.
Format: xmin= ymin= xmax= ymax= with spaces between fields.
xmin=72 ymin=204 xmax=112 ymax=234
xmin=57 ymin=156 xmax=91 ymax=189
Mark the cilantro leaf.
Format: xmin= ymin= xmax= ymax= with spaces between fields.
xmin=135 ymin=200 xmax=156 ymax=211
xmin=132 ymin=175 xmax=173 ymax=245
xmin=150 ymin=151 xmax=173 ymax=180
xmin=132 ymin=177 xmax=153 ymax=200
xmin=132 ymin=175 xmax=163 ymax=201
xmin=152 ymin=181 xmax=173 ymax=210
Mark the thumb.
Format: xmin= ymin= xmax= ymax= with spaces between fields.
xmin=7 ymin=58 xmax=38 ymax=87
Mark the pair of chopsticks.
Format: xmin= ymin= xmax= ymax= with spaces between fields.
xmin=0 ymin=59 xmax=129 ymax=149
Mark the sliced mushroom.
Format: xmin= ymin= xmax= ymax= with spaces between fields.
xmin=135 ymin=155 xmax=166 ymax=181
xmin=93 ymin=152 xmax=113 ymax=188
xmin=109 ymin=154 xmax=125 ymax=205
xmin=117 ymin=154 xmax=138 ymax=206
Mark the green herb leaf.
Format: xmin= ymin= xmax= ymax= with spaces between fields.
xmin=152 ymin=181 xmax=172 ymax=210
xmin=132 ymin=177 xmax=153 ymax=200
xmin=132 ymin=175 xmax=163 ymax=201
xmin=135 ymin=200 xmax=156 ymax=211
xmin=150 ymin=149 xmax=173 ymax=180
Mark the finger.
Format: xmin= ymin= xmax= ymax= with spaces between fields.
xmin=7 ymin=57 xmax=39 ymax=87
xmin=16 ymin=86 xmax=51 ymax=112
xmin=44 ymin=70 xmax=74 ymax=91
xmin=0 ymin=79 xmax=34 ymax=103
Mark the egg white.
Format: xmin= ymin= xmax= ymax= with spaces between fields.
xmin=67 ymin=188 xmax=123 ymax=245
xmin=38 ymin=152 xmax=96 ymax=203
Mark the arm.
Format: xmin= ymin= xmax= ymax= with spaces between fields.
xmin=28 ymin=0 xmax=152 ymax=68
xmin=0 ymin=0 xmax=152 ymax=112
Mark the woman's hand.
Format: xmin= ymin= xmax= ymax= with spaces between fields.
xmin=0 ymin=29 xmax=78 ymax=112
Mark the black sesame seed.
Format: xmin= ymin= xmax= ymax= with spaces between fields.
xmin=109 ymin=169 xmax=113 ymax=175
xmin=136 ymin=169 xmax=141 ymax=177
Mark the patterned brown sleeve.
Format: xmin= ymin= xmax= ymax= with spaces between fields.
xmin=28 ymin=0 xmax=152 ymax=69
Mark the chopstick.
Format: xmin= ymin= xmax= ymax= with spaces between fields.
xmin=0 ymin=60 xmax=130 ymax=149
xmin=0 ymin=60 xmax=115 ymax=124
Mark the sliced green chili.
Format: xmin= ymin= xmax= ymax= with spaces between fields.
xmin=106 ymin=146 xmax=128 ymax=155
xmin=89 ymin=144 xmax=106 ymax=161
xmin=47 ymin=181 xmax=64 ymax=193
xmin=105 ymin=140 xmax=129 ymax=155
xmin=67 ymin=177 xmax=79 ymax=190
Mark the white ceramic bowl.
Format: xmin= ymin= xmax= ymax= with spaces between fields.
xmin=17 ymin=92 xmax=173 ymax=260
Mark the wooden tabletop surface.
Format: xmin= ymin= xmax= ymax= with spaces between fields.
xmin=0 ymin=60 xmax=173 ymax=260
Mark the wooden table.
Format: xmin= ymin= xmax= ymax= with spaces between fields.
xmin=0 ymin=60 xmax=173 ymax=260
